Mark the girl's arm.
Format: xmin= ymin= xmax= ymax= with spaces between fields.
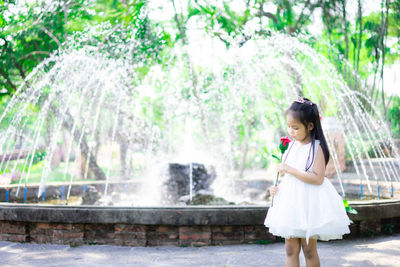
xmin=278 ymin=145 xmax=325 ymax=185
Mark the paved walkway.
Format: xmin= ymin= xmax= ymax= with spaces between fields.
xmin=0 ymin=234 xmax=399 ymax=267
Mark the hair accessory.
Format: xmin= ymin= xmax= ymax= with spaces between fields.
xmin=294 ymin=96 xmax=313 ymax=106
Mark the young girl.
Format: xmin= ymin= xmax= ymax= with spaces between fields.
xmin=264 ymin=97 xmax=350 ymax=267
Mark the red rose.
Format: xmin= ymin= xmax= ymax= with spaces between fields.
xmin=279 ymin=136 xmax=291 ymax=153
xmin=280 ymin=137 xmax=291 ymax=149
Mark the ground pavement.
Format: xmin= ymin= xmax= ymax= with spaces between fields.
xmin=0 ymin=234 xmax=399 ymax=267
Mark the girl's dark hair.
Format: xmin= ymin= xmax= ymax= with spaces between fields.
xmin=285 ymin=97 xmax=330 ymax=171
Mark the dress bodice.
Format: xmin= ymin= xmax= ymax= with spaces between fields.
xmin=283 ymin=139 xmax=320 ymax=173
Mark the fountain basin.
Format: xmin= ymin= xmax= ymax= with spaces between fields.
xmin=0 ymin=200 xmax=399 ymax=246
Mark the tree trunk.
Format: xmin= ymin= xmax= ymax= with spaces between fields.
xmin=60 ymin=110 xmax=106 ymax=180
xmin=119 ymin=141 xmax=128 ymax=179
xmin=0 ymin=69 xmax=17 ymax=92
xmin=371 ymin=58 xmax=380 ymax=105
xmin=94 ymin=129 xmax=100 ymax=159
xmin=354 ymin=0 xmax=363 ymax=91
xmin=117 ymin=115 xmax=129 ymax=179
xmin=342 ymin=0 xmax=349 ymax=60
xmin=284 ymin=59 xmax=303 ymax=96
xmin=292 ymin=0 xmax=312 ymax=35
xmin=70 ymin=126 xmax=106 ymax=180
xmin=63 ymin=0 xmax=69 ymax=41
xmin=259 ymin=0 xmax=264 ymax=33
xmin=340 ymin=0 xmax=349 ymax=82
xmin=170 ymin=0 xmax=210 ymax=141
xmin=239 ymin=121 xmax=250 ymax=179
xmin=380 ymin=0 xmax=390 ymax=121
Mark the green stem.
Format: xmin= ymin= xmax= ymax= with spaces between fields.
xmin=271 ymin=156 xmax=282 ymax=207
xmin=274 ymin=171 xmax=280 ymax=186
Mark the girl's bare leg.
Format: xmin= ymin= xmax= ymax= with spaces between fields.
xmin=285 ymin=238 xmax=301 ymax=267
xmin=301 ymin=238 xmax=320 ymax=267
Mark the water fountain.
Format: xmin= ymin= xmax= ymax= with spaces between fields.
xmin=0 ymin=23 xmax=399 ymax=246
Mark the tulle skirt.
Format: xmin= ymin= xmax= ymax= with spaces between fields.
xmin=264 ymin=175 xmax=351 ymax=244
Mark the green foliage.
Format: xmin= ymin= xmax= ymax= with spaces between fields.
xmin=382 ymin=223 xmax=394 ymax=235
xmin=257 ymin=240 xmax=274 ymax=245
xmin=272 ymin=154 xmax=280 ymax=161
xmin=388 ymin=96 xmax=400 ymax=138
xmin=0 ymin=0 xmax=165 ymax=96
xmin=6 ymin=160 xmax=116 ymax=185
xmin=343 ymin=199 xmax=357 ymax=224
xmin=1 ymin=0 xmax=86 ymax=95
xmin=26 ymin=150 xmax=46 ymax=166
xmin=343 ymin=199 xmax=358 ymax=214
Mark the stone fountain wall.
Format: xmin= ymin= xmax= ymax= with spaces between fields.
xmin=0 ymin=222 xmax=276 ymax=246
xmin=0 ymin=200 xmax=399 ymax=247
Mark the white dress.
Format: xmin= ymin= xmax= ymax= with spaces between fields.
xmin=264 ymin=140 xmax=350 ymax=243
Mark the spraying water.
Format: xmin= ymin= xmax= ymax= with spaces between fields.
xmin=0 ymin=24 xmax=398 ymax=206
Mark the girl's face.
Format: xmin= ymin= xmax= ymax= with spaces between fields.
xmin=286 ymin=113 xmax=313 ymax=144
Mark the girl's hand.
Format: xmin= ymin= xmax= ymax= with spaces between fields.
xmin=269 ymin=185 xmax=279 ymax=197
xmin=278 ymin=163 xmax=290 ymax=176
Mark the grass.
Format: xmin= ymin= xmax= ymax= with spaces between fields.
xmin=5 ymin=161 xmax=124 ymax=185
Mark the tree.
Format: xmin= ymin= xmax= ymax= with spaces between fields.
xmin=0 ymin=1 xmax=86 ymax=96
xmin=0 ymin=0 xmax=164 ymax=97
